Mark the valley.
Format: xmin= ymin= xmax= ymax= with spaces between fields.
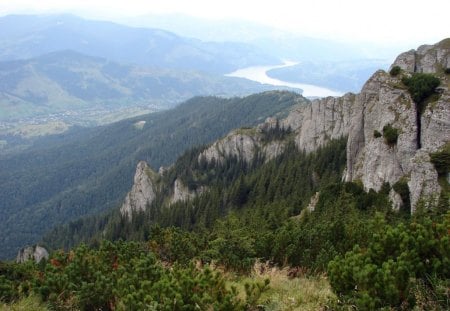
xmin=0 ymin=5 xmax=448 ymax=310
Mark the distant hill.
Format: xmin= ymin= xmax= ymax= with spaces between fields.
xmin=0 ymin=91 xmax=304 ymax=259
xmin=0 ymin=14 xmax=279 ymax=74
xmin=0 ymin=50 xmax=292 ymax=122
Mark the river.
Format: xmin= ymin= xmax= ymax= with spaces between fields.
xmin=226 ymin=61 xmax=342 ymax=98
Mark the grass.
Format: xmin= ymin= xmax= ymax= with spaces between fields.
xmin=0 ymin=295 xmax=47 ymax=311
xmin=227 ymin=262 xmax=336 ymax=310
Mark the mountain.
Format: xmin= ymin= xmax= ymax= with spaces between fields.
xmin=45 ymin=39 xmax=449 ymax=251
xmin=0 ymin=50 xmax=290 ymax=123
xmin=0 ymin=14 xmax=279 ymax=74
xmin=3 ymin=40 xmax=449 ymax=311
xmin=266 ymin=59 xmax=390 ymax=93
xmin=0 ymin=91 xmax=303 ymax=259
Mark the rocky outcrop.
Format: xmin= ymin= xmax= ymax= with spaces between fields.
xmin=408 ymin=151 xmax=441 ymax=212
xmin=120 ymin=161 xmax=157 ymax=219
xmin=199 ymin=127 xmax=285 ymax=164
xmin=344 ymin=70 xmax=418 ymax=191
xmin=123 ymin=39 xmax=449 ymax=215
xmin=307 ymin=192 xmax=320 ymax=212
xmin=421 ymin=93 xmax=450 ymax=152
xmin=285 ymin=93 xmax=355 ymax=153
xmin=390 ymin=39 xmax=450 ymax=74
xmin=16 ymin=245 xmax=49 ymax=263
xmin=170 ymin=178 xmax=205 ymax=204
xmin=345 ymin=39 xmax=449 ymax=211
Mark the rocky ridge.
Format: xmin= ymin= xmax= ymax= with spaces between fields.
xmin=16 ymin=245 xmax=49 ymax=263
xmin=121 ymin=39 xmax=449 ymax=216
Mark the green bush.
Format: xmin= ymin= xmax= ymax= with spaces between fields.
xmin=328 ymin=212 xmax=450 ymax=310
xmin=393 ymin=178 xmax=411 ymax=213
xmin=402 ymin=73 xmax=440 ymax=113
xmin=430 ymin=145 xmax=450 ymax=176
xmin=382 ymin=124 xmax=399 ymax=145
xmin=373 ymin=130 xmax=382 ymax=138
xmin=389 ymin=66 xmax=401 ymax=76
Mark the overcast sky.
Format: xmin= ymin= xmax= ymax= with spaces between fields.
xmin=0 ymin=0 xmax=449 ymax=45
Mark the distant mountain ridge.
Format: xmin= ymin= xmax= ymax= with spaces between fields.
xmin=0 ymin=50 xmax=292 ymax=122
xmin=0 ymin=14 xmax=279 ymax=74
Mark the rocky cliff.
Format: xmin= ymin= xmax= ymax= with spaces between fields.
xmin=16 ymin=245 xmax=49 ymax=263
xmin=345 ymin=39 xmax=449 ymax=211
xmin=120 ymin=161 xmax=158 ymax=219
xmin=122 ymin=39 xmax=449 ymax=216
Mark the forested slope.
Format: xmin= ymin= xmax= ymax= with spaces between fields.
xmin=0 ymin=91 xmax=303 ymax=259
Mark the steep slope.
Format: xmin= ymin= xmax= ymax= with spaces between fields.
xmin=118 ymin=39 xmax=449 ymax=221
xmin=0 ymin=91 xmax=303 ymax=259
xmin=0 ymin=50 xmax=289 ymax=122
xmin=0 ymin=14 xmax=278 ymax=74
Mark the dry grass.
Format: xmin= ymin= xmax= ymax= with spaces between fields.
xmin=0 ymin=295 xmax=47 ymax=311
xmin=227 ymin=262 xmax=337 ymax=310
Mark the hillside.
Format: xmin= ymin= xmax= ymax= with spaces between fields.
xmin=37 ymin=40 xmax=449 ymax=309
xmin=0 ymin=50 xmax=290 ymax=124
xmin=0 ymin=14 xmax=278 ymax=74
xmin=0 ymin=91 xmax=303 ymax=259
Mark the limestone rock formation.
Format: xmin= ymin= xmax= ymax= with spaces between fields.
xmin=170 ymin=178 xmax=205 ymax=204
xmin=122 ymin=39 xmax=449 ymax=217
xmin=286 ymin=93 xmax=355 ymax=153
xmin=390 ymin=39 xmax=450 ymax=74
xmin=199 ymin=127 xmax=285 ymax=165
xmin=120 ymin=161 xmax=157 ymax=219
xmin=408 ymin=151 xmax=441 ymax=212
xmin=345 ymin=39 xmax=449 ymax=210
xmin=16 ymin=245 xmax=49 ymax=263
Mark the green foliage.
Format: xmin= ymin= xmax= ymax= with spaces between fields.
xmin=373 ymin=130 xmax=382 ymax=138
xmin=0 ymin=261 xmax=37 ymax=303
xmin=382 ymin=123 xmax=399 ymax=145
xmin=244 ymin=278 xmax=270 ymax=309
xmin=328 ymin=212 xmax=450 ymax=309
xmin=393 ymin=178 xmax=411 ymax=214
xmin=402 ymin=73 xmax=441 ymax=113
xmin=389 ymin=65 xmax=401 ymax=76
xmin=207 ymin=216 xmax=257 ymax=273
xmin=430 ymin=143 xmax=450 ymax=176
xmin=29 ymin=240 xmax=244 ymax=310
xmin=260 ymin=120 xmax=292 ymax=143
xmin=2 ymin=91 xmax=301 ymax=259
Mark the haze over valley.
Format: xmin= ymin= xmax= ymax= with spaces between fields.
xmin=0 ymin=1 xmax=449 ymax=310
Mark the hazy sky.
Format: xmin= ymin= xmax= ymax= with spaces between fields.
xmin=0 ymin=0 xmax=449 ymax=45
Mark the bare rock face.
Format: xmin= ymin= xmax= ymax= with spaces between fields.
xmin=16 ymin=245 xmax=49 ymax=263
xmin=199 ymin=127 xmax=285 ymax=165
xmin=289 ymin=93 xmax=355 ymax=153
xmin=421 ymin=93 xmax=450 ymax=152
xmin=307 ymin=192 xmax=320 ymax=212
xmin=390 ymin=38 xmax=450 ymax=73
xmin=120 ymin=161 xmax=157 ymax=219
xmin=345 ymin=70 xmax=418 ymax=191
xmin=346 ymin=39 xmax=449 ymax=211
xmin=408 ymin=151 xmax=441 ymax=212
xmin=170 ymin=178 xmax=205 ymax=204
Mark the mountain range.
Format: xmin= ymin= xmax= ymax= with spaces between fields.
xmin=0 ymin=14 xmax=278 ymax=74
xmin=0 ymin=50 xmax=289 ymax=123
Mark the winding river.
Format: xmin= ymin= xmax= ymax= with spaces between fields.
xmin=226 ymin=61 xmax=342 ymax=98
